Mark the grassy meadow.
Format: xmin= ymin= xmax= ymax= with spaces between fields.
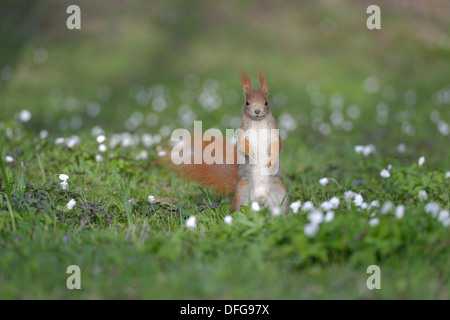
xmin=0 ymin=0 xmax=449 ymax=299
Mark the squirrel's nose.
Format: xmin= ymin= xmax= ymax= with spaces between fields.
xmin=254 ymin=109 xmax=261 ymax=115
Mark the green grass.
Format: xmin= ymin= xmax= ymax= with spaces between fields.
xmin=0 ymin=138 xmax=16 ymax=230
xmin=0 ymin=0 xmax=449 ymax=299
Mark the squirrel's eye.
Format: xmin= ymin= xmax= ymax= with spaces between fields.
xmin=265 ymin=100 xmax=268 ymax=106
xmin=246 ymin=101 xmax=249 ymax=105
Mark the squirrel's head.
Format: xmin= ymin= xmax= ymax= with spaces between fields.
xmin=239 ymin=71 xmax=270 ymax=119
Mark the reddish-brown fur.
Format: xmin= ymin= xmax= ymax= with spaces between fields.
xmin=239 ymin=71 xmax=252 ymax=92
xmin=258 ymin=71 xmax=266 ymax=92
xmin=170 ymin=133 xmax=239 ymax=195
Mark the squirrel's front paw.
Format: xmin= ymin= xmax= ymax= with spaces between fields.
xmin=268 ymin=155 xmax=278 ymax=168
xmin=243 ymin=138 xmax=256 ymax=160
xmin=248 ymin=149 xmax=256 ymax=160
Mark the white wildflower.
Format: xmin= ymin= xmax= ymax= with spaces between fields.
xmin=381 ymin=201 xmax=394 ymax=214
xmin=368 ymin=200 xmax=380 ymax=210
xmin=380 ymin=169 xmax=390 ymax=178
xmin=304 ymin=223 xmax=319 ymax=237
xmin=319 ymin=177 xmax=329 ymax=186
xmin=308 ymin=210 xmax=324 ymax=224
xmin=418 ymin=156 xmax=425 ymax=166
xmin=397 ymin=143 xmax=406 ymax=153
xmin=324 ymin=211 xmax=335 ymax=222
xmin=251 ymin=201 xmax=261 ymax=212
xmin=186 ymin=216 xmax=196 ymax=229
xmin=320 ymin=201 xmax=333 ymax=211
xmin=96 ymin=135 xmax=106 ymax=143
xmin=148 ymin=195 xmax=156 ymax=204
xmin=290 ymin=200 xmax=301 ymax=214
xmin=59 ymin=174 xmax=69 ymax=190
xmin=271 ymin=207 xmax=282 ymax=217
xmin=442 ymin=218 xmax=450 ymax=227
xmin=353 ymin=194 xmax=364 ymax=207
xmin=425 ymin=202 xmax=440 ymax=217
xmin=344 ymin=190 xmax=356 ymax=203
xmin=99 ymin=144 xmax=107 ymax=152
xmin=60 ymin=181 xmax=68 ymax=190
xmin=5 ymin=155 xmax=14 ymax=163
xmin=157 ymin=149 xmax=167 ymax=157
xmin=141 ymin=134 xmax=154 ymax=147
xmin=18 ymin=109 xmax=31 ymax=122
xmin=91 ymin=126 xmax=104 ymax=137
xmin=59 ymin=174 xmax=69 ymax=182
xmin=369 ymin=217 xmax=379 ymax=227
xmin=418 ymin=190 xmax=428 ymax=200
xmin=437 ymin=210 xmax=449 ymax=224
xmin=302 ymin=201 xmax=314 ymax=212
xmin=395 ymin=204 xmax=405 ymax=219
xmin=66 ymin=199 xmax=76 ymax=210
xmin=354 ymin=145 xmax=364 ymax=154
xmin=39 ymin=130 xmax=48 ymax=140
xmin=438 ymin=121 xmax=449 ymax=136
xmin=66 ymin=136 xmax=80 ymax=148
xmin=224 ymin=215 xmax=233 ymax=226
xmin=329 ymin=196 xmax=340 ymax=209
xmin=362 ymin=145 xmax=375 ymax=156
xmin=135 ymin=150 xmax=148 ymax=161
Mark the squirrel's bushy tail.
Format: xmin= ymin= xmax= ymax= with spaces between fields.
xmin=167 ymin=133 xmax=239 ymax=195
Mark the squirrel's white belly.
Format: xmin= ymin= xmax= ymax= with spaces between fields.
xmin=253 ymin=174 xmax=270 ymax=205
xmin=249 ymin=119 xmax=271 ymax=205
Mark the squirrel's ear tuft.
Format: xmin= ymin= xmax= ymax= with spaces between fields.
xmin=259 ymin=71 xmax=269 ymax=99
xmin=239 ymin=71 xmax=252 ymax=100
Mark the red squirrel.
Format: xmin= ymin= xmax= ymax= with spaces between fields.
xmin=171 ymin=71 xmax=290 ymax=214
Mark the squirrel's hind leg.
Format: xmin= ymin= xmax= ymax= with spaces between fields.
xmin=268 ymin=177 xmax=290 ymax=215
xmin=230 ymin=177 xmax=251 ymax=212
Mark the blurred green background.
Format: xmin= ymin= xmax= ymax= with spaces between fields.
xmin=1 ymin=0 xmax=449 ymax=167
xmin=0 ymin=0 xmax=449 ymax=300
